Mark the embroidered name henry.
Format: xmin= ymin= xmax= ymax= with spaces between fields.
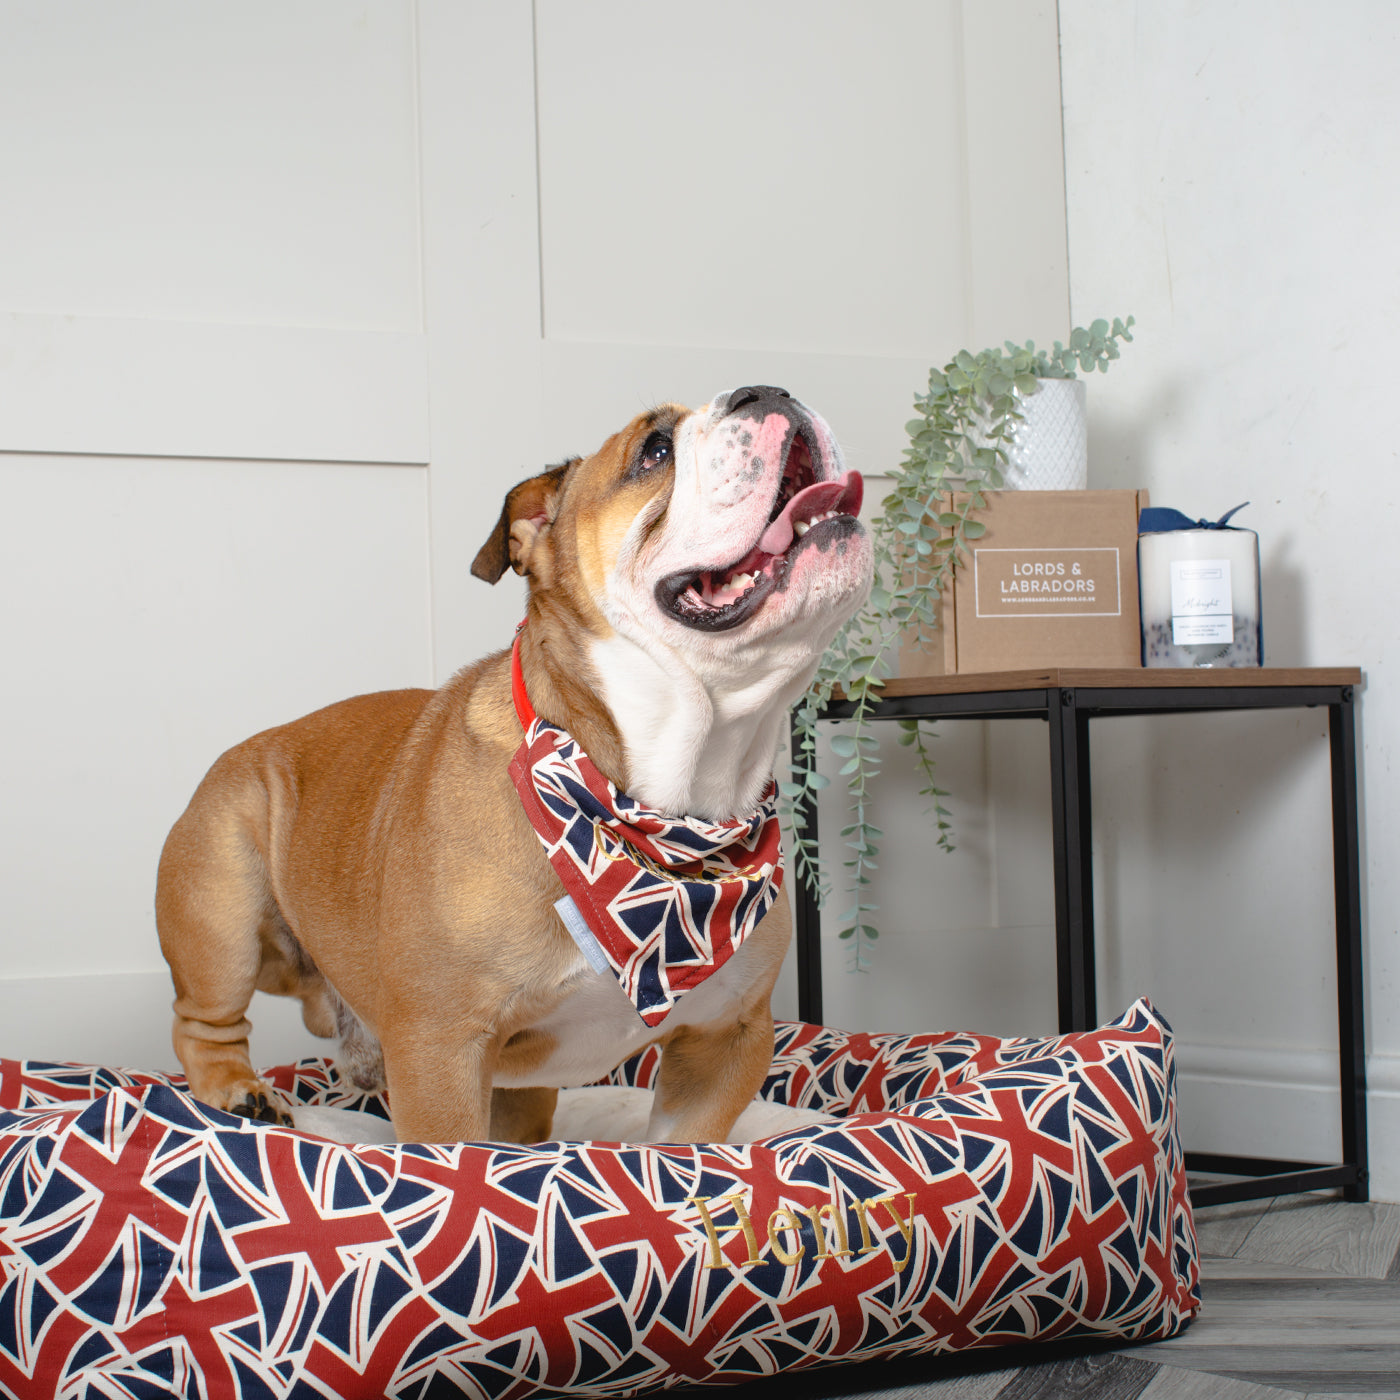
xmin=686 ymin=1190 xmax=918 ymax=1272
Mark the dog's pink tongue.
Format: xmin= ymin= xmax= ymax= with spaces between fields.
xmin=758 ymin=471 xmax=864 ymax=555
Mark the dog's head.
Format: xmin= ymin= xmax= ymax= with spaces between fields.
xmin=473 ymin=387 xmax=872 ymax=814
xmin=474 ymin=385 xmax=870 ymax=647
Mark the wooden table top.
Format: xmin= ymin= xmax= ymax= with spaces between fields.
xmin=863 ymin=666 xmax=1363 ymax=700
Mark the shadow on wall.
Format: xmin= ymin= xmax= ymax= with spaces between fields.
xmin=1260 ymin=538 xmax=1308 ymax=667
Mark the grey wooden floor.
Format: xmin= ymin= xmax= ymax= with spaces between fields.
xmin=668 ymin=1194 xmax=1400 ymax=1400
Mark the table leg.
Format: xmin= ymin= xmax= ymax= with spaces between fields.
xmin=1329 ymin=691 xmax=1369 ymax=1202
xmin=1050 ymin=689 xmax=1097 ymax=1033
xmin=790 ymin=712 xmax=824 ymax=1025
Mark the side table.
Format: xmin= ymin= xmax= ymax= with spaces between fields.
xmin=790 ymin=667 xmax=1366 ymax=1207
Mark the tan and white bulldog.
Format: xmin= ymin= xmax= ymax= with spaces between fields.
xmin=155 ymin=385 xmax=871 ymax=1144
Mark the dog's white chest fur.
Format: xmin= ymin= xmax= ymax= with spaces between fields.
xmin=494 ymin=937 xmax=760 ymax=1091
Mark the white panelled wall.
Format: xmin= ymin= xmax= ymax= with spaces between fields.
xmin=0 ymin=1 xmax=433 ymax=1065
xmin=2 ymin=0 xmax=1070 ymax=1068
xmin=2 ymin=0 xmax=1395 ymax=1201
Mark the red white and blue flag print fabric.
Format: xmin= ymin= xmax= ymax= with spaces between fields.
xmin=508 ymin=640 xmax=784 ymax=1026
xmin=0 ymin=1000 xmax=1199 ymax=1398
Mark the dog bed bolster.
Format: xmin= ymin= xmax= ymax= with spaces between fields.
xmin=0 ymin=998 xmax=1199 ymax=1397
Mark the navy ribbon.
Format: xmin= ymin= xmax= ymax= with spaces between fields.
xmin=1139 ymin=502 xmax=1251 ymax=534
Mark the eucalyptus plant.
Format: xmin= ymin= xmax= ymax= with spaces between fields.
xmin=782 ymin=317 xmax=1135 ymax=970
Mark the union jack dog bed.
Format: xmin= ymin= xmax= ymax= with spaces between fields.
xmin=0 ymin=998 xmax=1199 ymax=1397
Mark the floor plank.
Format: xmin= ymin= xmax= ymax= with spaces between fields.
xmin=1230 ymin=1199 xmax=1400 ymax=1280
xmin=1306 ymin=1393 xmax=1400 ymax=1400
xmin=1136 ymin=1275 xmax=1400 ymax=1336
xmin=1138 ymin=1365 xmax=1309 ymax=1399
xmin=1137 ymin=1353 xmax=1400 ymax=1386
xmin=1202 ymin=1256 xmax=1370 ymax=1282
xmin=1306 ymin=1394 xmax=1400 ymax=1400
xmin=991 ymin=1354 xmax=1158 ymax=1399
xmin=1191 ymin=1197 xmax=1275 ymax=1259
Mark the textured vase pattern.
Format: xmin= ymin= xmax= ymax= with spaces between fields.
xmin=996 ymin=376 xmax=1088 ymax=490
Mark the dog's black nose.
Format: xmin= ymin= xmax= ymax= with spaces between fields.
xmin=726 ymin=385 xmax=791 ymax=414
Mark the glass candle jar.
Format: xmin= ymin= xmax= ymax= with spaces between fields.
xmin=1138 ymin=525 xmax=1262 ymax=667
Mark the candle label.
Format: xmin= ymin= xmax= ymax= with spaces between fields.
xmin=1169 ymin=558 xmax=1233 ymax=644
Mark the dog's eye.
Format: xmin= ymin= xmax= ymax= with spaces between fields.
xmin=638 ymin=431 xmax=673 ymax=470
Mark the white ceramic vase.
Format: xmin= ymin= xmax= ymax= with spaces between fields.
xmin=980 ymin=376 xmax=1088 ymax=490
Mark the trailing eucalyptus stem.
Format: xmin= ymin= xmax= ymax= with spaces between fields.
xmin=781 ymin=318 xmax=1134 ymax=971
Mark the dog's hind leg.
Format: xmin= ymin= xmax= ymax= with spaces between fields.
xmin=155 ymin=764 xmax=294 ymax=1125
xmin=490 ymin=1086 xmax=559 ymax=1144
xmin=329 ymin=987 xmax=387 ymax=1093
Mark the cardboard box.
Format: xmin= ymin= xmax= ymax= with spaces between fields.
xmin=901 ymin=489 xmax=1148 ymax=676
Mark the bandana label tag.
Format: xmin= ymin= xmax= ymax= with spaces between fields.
xmin=554 ymin=895 xmax=613 ymax=979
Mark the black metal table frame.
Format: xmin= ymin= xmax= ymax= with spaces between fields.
xmin=790 ymin=678 xmax=1366 ymax=1208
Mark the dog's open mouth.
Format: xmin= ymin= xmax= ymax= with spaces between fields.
xmin=655 ymin=433 xmax=864 ymax=632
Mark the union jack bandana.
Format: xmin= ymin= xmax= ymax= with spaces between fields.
xmin=507 ymin=631 xmax=785 ymax=1026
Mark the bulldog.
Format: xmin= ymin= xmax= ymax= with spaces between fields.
xmin=155 ymin=385 xmax=871 ymax=1144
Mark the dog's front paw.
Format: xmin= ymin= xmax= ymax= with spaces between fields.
xmin=226 ymin=1088 xmax=294 ymax=1127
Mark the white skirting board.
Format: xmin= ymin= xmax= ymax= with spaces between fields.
xmin=1 ymin=970 xmax=1396 ymax=1201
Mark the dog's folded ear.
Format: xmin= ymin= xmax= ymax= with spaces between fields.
xmin=471 ymin=461 xmax=577 ymax=584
